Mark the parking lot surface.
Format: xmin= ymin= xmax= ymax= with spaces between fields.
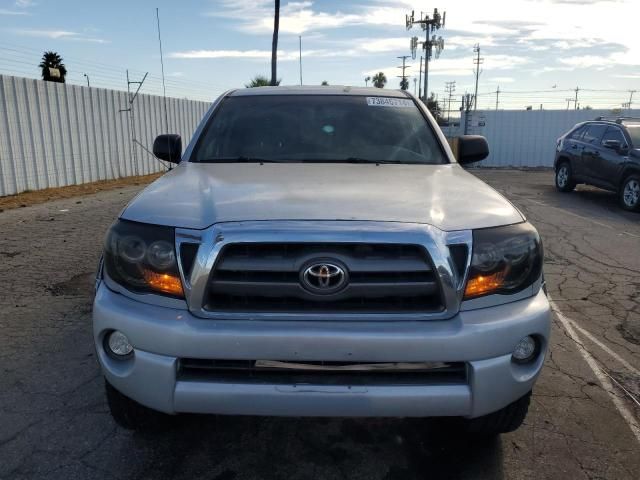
xmin=1 ymin=169 xmax=639 ymax=480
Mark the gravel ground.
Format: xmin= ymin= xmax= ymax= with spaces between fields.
xmin=0 ymin=168 xmax=638 ymax=480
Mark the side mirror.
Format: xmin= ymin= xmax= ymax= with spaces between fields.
xmin=153 ymin=134 xmax=182 ymax=163
xmin=457 ymin=135 xmax=489 ymax=165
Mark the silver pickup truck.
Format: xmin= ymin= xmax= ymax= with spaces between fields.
xmin=93 ymin=86 xmax=550 ymax=436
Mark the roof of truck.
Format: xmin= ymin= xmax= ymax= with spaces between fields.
xmin=229 ymin=85 xmax=411 ymax=97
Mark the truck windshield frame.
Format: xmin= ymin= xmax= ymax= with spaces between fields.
xmin=191 ymin=95 xmax=449 ymax=165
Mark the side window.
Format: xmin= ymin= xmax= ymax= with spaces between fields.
xmin=601 ymin=127 xmax=626 ymax=146
xmin=569 ymin=126 xmax=586 ymax=140
xmin=581 ymin=124 xmax=607 ymax=145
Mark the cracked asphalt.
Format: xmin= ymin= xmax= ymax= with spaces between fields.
xmin=1 ymin=169 xmax=639 ymax=479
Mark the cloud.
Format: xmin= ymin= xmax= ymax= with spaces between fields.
xmin=13 ymin=28 xmax=109 ymax=43
xmin=15 ymin=0 xmax=35 ymax=7
xmin=169 ymin=49 xmax=301 ymax=61
xmin=559 ymin=51 xmax=640 ymax=69
xmin=0 ymin=8 xmax=27 ymax=15
xmin=487 ymin=76 xmax=515 ymax=83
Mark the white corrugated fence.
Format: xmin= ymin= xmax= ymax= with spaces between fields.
xmin=460 ymin=108 xmax=640 ymax=167
xmin=0 ymin=74 xmax=210 ymax=197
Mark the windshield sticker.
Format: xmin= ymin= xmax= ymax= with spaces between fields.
xmin=366 ymin=97 xmax=413 ymax=107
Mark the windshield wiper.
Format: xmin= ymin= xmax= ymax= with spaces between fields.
xmin=301 ymin=158 xmax=405 ymax=165
xmin=198 ymin=156 xmax=284 ymax=163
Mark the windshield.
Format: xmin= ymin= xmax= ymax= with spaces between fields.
xmin=624 ymin=124 xmax=640 ymax=147
xmin=192 ymin=95 xmax=447 ymax=164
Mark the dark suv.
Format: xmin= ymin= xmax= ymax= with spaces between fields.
xmin=554 ymin=117 xmax=640 ymax=211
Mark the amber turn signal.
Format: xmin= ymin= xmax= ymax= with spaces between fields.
xmin=464 ymin=271 xmax=505 ymax=299
xmin=143 ymin=270 xmax=184 ymax=297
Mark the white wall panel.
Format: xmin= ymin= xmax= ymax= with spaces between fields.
xmin=0 ymin=74 xmax=210 ymax=196
xmin=466 ymin=109 xmax=640 ymax=167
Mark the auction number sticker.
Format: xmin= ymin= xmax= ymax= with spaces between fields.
xmin=366 ymin=97 xmax=413 ymax=107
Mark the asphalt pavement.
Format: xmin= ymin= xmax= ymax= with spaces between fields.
xmin=0 ymin=169 xmax=638 ymax=479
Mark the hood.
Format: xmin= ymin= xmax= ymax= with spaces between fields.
xmin=121 ymin=163 xmax=524 ymax=231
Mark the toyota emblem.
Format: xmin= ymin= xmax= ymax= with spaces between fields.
xmin=301 ymin=261 xmax=348 ymax=294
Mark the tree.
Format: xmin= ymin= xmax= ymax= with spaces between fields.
xmin=321 ymin=80 xmax=329 ymax=86
xmin=372 ymin=72 xmax=387 ymax=89
xmin=39 ymin=51 xmax=67 ymax=83
xmin=399 ymin=78 xmax=409 ymax=90
xmin=364 ymin=76 xmax=371 ymax=87
xmin=426 ymin=92 xmax=442 ymax=121
xmin=270 ymin=0 xmax=280 ymax=86
xmin=245 ymin=75 xmax=281 ymax=88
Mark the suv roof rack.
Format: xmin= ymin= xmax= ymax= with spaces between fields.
xmin=594 ymin=116 xmax=640 ymax=124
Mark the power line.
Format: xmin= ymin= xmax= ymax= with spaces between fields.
xmin=156 ymin=7 xmax=169 ymax=135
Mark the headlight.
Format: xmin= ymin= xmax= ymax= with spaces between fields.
xmin=464 ymin=222 xmax=543 ymax=300
xmin=103 ymin=220 xmax=184 ymax=298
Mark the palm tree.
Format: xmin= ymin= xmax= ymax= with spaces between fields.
xmin=271 ymin=0 xmax=280 ymax=86
xmin=246 ymin=75 xmax=281 ymax=88
xmin=372 ymin=72 xmax=387 ymax=89
xmin=321 ymin=80 xmax=329 ymax=86
xmin=399 ymin=78 xmax=409 ymax=90
xmin=39 ymin=51 xmax=67 ymax=83
xmin=364 ymin=76 xmax=371 ymax=87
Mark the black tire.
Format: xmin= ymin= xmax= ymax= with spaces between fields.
xmin=619 ymin=174 xmax=640 ymax=212
xmin=464 ymin=391 xmax=531 ymax=437
xmin=555 ymin=161 xmax=576 ymax=192
xmin=105 ymin=379 xmax=173 ymax=431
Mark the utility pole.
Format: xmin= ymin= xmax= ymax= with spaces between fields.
xmin=574 ymin=86 xmax=580 ymax=110
xmin=83 ymin=73 xmax=89 ymax=87
xmin=407 ymin=8 xmax=446 ymax=102
xmin=397 ymin=55 xmax=411 ymax=90
xmin=495 ymin=86 xmax=500 ymax=110
xmin=299 ymin=36 xmax=303 ymax=85
xmin=418 ymin=56 xmax=423 ymax=99
xmin=119 ymin=70 xmax=148 ymax=176
xmin=628 ymin=90 xmax=636 ymax=111
xmin=565 ymin=98 xmax=573 ymax=110
xmin=463 ymin=92 xmax=473 ymax=134
xmin=413 ymin=78 xmax=417 ymax=96
xmin=473 ymin=44 xmax=483 ymax=110
xmin=445 ymin=80 xmax=456 ymax=124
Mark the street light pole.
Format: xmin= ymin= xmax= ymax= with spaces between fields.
xmin=83 ymin=73 xmax=90 ymax=87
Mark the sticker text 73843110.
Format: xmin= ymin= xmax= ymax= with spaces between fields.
xmin=366 ymin=97 xmax=414 ymax=107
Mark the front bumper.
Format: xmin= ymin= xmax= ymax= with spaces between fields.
xmin=93 ymin=284 xmax=551 ymax=418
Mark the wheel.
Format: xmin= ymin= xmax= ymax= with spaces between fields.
xmin=620 ymin=174 xmax=640 ymax=212
xmin=464 ymin=391 xmax=531 ymax=436
xmin=555 ymin=161 xmax=576 ymax=192
xmin=105 ymin=379 xmax=173 ymax=431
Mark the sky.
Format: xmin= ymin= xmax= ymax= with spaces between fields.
xmin=0 ymin=0 xmax=639 ymax=110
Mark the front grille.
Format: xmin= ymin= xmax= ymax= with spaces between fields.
xmin=205 ymin=243 xmax=443 ymax=313
xmin=178 ymin=359 xmax=467 ymax=386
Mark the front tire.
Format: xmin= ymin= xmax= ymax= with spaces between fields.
xmin=620 ymin=174 xmax=640 ymax=212
xmin=105 ymin=379 xmax=173 ymax=431
xmin=464 ymin=391 xmax=531 ymax=437
xmin=555 ymin=161 xmax=576 ymax=192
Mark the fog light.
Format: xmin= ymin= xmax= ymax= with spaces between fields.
xmin=106 ymin=330 xmax=133 ymax=358
xmin=512 ymin=335 xmax=538 ymax=364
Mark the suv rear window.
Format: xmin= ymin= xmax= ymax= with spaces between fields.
xmin=623 ymin=123 xmax=640 ymax=147
xmin=192 ymin=95 xmax=447 ymax=164
xmin=568 ymin=125 xmax=586 ymax=140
